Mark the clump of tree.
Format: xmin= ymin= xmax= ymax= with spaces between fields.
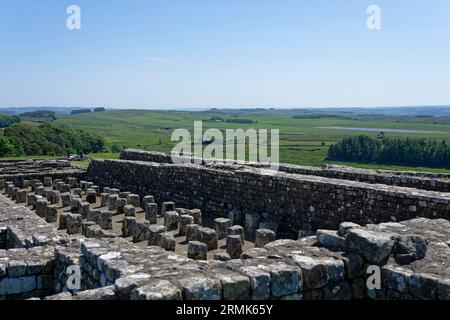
xmin=226 ymin=118 xmax=255 ymax=124
xmin=0 ymin=114 xmax=21 ymax=128
xmin=19 ymin=110 xmax=56 ymax=121
xmin=0 ymin=136 xmax=24 ymax=156
xmin=293 ymin=114 xmax=352 ymax=120
xmin=71 ymin=109 xmax=92 ymax=115
xmin=93 ymin=107 xmax=106 ymax=112
xmin=0 ymin=123 xmax=105 ymax=157
xmin=328 ymin=135 xmax=450 ymax=169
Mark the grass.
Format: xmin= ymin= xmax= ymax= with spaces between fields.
xmin=3 ymin=109 xmax=450 ymax=173
xmin=86 ymin=153 xmax=120 ymax=160
xmin=325 ymin=161 xmax=450 ymax=173
xmin=0 ymin=155 xmax=56 ymax=160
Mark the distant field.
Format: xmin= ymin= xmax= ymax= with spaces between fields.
xmin=50 ymin=109 xmax=450 ymax=173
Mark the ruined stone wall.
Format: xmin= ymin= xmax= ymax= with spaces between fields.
xmin=120 ymin=149 xmax=450 ymax=192
xmin=0 ymin=196 xmax=62 ymax=249
xmin=53 ymin=243 xmax=83 ymax=293
xmin=0 ymin=159 xmax=86 ymax=187
xmin=87 ymin=159 xmax=450 ymax=239
xmin=45 ymin=218 xmax=450 ymax=301
xmin=0 ymin=170 xmax=86 ymax=188
xmin=120 ymin=149 xmax=173 ymax=163
xmin=0 ymin=246 xmax=55 ymax=299
xmin=1 ymin=171 xmax=449 ymax=300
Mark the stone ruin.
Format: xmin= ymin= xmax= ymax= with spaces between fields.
xmin=0 ymin=152 xmax=449 ymax=300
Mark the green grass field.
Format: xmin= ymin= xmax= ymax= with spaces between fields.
xmin=49 ymin=109 xmax=450 ymax=173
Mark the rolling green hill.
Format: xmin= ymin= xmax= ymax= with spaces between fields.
xmin=53 ymin=109 xmax=450 ymax=172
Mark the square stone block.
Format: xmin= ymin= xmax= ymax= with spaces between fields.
xmin=124 ymin=205 xmax=136 ymax=217
xmin=255 ymin=229 xmax=276 ymax=248
xmin=158 ymin=232 xmax=176 ymax=252
xmin=164 ymin=211 xmax=179 ymax=231
xmin=214 ymin=218 xmax=232 ymax=239
xmin=148 ymin=225 xmax=167 ymax=246
xmin=226 ymin=235 xmax=243 ymax=259
xmin=66 ymin=214 xmax=82 ymax=235
xmin=187 ymin=241 xmax=208 ymax=260
xmin=145 ymin=203 xmax=158 ymax=224
xmin=199 ymin=227 xmax=218 ymax=251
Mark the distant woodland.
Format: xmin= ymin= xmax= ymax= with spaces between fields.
xmin=328 ymin=135 xmax=450 ymax=169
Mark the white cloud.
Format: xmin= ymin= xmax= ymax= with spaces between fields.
xmin=145 ymin=56 xmax=172 ymax=63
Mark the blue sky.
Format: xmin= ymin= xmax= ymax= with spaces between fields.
xmin=0 ymin=0 xmax=449 ymax=109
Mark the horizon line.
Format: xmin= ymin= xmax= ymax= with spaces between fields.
xmin=1 ymin=105 xmax=450 ymax=111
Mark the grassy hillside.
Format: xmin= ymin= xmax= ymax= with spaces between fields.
xmin=53 ymin=109 xmax=450 ymax=172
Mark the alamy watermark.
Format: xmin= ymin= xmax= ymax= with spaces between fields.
xmin=65 ymin=5 xmax=379 ymax=31
xmin=171 ymin=121 xmax=280 ymax=170
xmin=66 ymin=265 xmax=81 ymax=291
xmin=66 ymin=5 xmax=81 ymax=30
xmin=366 ymin=265 xmax=381 ymax=290
xmin=367 ymin=5 xmax=381 ymax=30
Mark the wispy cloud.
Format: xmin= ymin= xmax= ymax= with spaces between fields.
xmin=145 ymin=56 xmax=172 ymax=63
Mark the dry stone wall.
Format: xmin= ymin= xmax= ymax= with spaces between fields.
xmin=88 ymin=158 xmax=450 ymax=239
xmin=0 ymin=246 xmax=55 ymax=299
xmin=120 ymin=149 xmax=450 ymax=192
xmin=43 ymin=217 xmax=450 ymax=300
xmin=2 ymin=210 xmax=448 ymax=301
xmin=0 ymin=197 xmax=62 ymax=249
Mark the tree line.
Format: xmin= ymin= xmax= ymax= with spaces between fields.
xmin=0 ymin=123 xmax=105 ymax=157
xmin=328 ymin=135 xmax=450 ymax=169
xmin=71 ymin=107 xmax=105 ymax=115
xmin=19 ymin=111 xmax=57 ymax=121
xmin=0 ymin=115 xmax=21 ymax=128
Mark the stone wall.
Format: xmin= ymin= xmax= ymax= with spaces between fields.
xmin=0 ymin=195 xmax=62 ymax=249
xmin=53 ymin=242 xmax=83 ymax=294
xmin=0 ymin=159 xmax=86 ymax=188
xmin=1 ymin=168 xmax=449 ymax=300
xmin=120 ymin=149 xmax=174 ymax=164
xmin=45 ymin=217 xmax=450 ymax=300
xmin=120 ymin=149 xmax=450 ymax=192
xmin=277 ymin=165 xmax=450 ymax=192
xmin=0 ymin=171 xmax=86 ymax=189
xmin=0 ymin=246 xmax=55 ymax=300
xmin=1 ymin=157 xmax=450 ymax=300
xmin=87 ymin=159 xmax=450 ymax=239
xmin=0 ymin=159 xmax=69 ymax=167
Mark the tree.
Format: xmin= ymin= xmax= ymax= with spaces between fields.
xmin=327 ymin=135 xmax=450 ymax=169
xmin=2 ymin=123 xmax=104 ymax=156
xmin=0 ymin=136 xmax=24 ymax=157
xmin=71 ymin=109 xmax=91 ymax=115
xmin=0 ymin=114 xmax=21 ymax=128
